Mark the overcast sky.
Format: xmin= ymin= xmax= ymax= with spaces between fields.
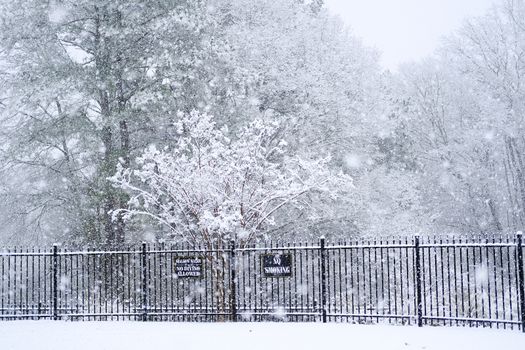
xmin=325 ymin=0 xmax=497 ymax=71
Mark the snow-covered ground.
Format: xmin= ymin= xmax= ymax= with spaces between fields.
xmin=1 ymin=322 xmax=524 ymax=350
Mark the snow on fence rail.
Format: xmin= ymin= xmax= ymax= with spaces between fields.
xmin=0 ymin=234 xmax=524 ymax=332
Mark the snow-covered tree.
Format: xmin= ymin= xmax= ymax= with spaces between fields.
xmin=207 ymin=0 xmax=389 ymax=238
xmin=444 ymin=0 xmax=525 ymax=232
xmin=393 ymin=0 xmax=525 ymax=235
xmin=110 ymin=110 xmax=352 ymax=246
xmin=0 ymin=0 xmax=223 ymax=245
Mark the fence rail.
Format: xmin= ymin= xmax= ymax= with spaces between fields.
xmin=1 ymin=234 xmax=524 ymax=331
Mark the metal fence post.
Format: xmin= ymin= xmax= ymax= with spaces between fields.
xmin=141 ymin=242 xmax=148 ymax=322
xmin=320 ymin=237 xmax=327 ymax=323
xmin=517 ymin=232 xmax=525 ymax=333
xmin=414 ymin=235 xmax=423 ymax=327
xmin=52 ymin=244 xmax=58 ymax=321
xmin=38 ymin=302 xmax=42 ymax=320
xmin=230 ymin=240 xmax=237 ymax=322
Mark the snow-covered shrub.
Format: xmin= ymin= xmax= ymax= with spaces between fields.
xmin=110 ymin=110 xmax=352 ymax=246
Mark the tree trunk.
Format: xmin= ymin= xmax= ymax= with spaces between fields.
xmin=207 ymin=249 xmax=228 ymax=322
xmin=115 ymin=120 xmax=130 ymax=245
xmin=504 ymin=137 xmax=525 ymax=230
xmin=101 ymin=124 xmax=117 ymax=246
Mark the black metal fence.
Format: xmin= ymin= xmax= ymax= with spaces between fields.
xmin=1 ymin=234 xmax=524 ymax=332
